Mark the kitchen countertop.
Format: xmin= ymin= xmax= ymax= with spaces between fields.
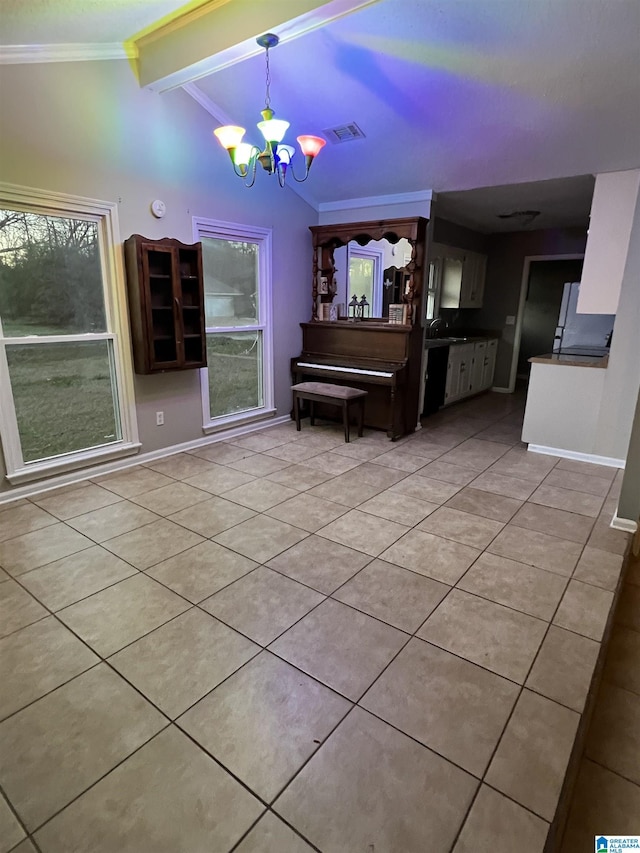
xmin=528 ymin=352 xmax=609 ymax=368
xmin=424 ymin=338 xmax=452 ymax=349
xmin=425 ymin=334 xmax=497 ymax=349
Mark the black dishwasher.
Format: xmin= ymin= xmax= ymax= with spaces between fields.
xmin=422 ymin=345 xmax=449 ymax=416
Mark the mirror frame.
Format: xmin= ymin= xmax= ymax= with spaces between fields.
xmin=309 ymin=217 xmax=428 ymax=323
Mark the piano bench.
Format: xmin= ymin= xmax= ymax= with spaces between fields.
xmin=291 ymin=382 xmax=368 ymax=443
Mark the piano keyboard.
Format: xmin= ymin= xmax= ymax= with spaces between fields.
xmin=296 ymin=361 xmax=394 ymax=378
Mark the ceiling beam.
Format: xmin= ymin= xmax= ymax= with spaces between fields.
xmin=133 ymin=0 xmax=380 ymax=92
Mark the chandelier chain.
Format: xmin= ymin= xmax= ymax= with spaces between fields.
xmin=264 ymin=45 xmax=271 ymax=110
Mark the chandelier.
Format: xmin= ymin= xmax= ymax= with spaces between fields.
xmin=214 ymin=33 xmax=326 ymax=188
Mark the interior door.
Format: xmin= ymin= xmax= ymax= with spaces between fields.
xmin=518 ymin=258 xmax=584 ymax=375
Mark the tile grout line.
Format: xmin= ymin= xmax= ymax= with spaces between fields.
xmin=22 ymin=723 xmax=174 ymax=840
xmin=583 ymin=755 xmax=640 ymax=791
xmin=580 ymin=756 xmax=640 ymax=792
xmin=227 ymin=805 xmax=323 ymax=853
xmin=0 ymin=783 xmax=33 ymax=853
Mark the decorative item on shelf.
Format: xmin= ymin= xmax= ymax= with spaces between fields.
xmin=348 ymin=294 xmax=360 ymax=320
xmin=213 ymin=33 xmax=326 ymax=188
xmin=329 ymin=304 xmax=339 ymax=322
xmin=359 ymin=295 xmax=370 ymax=319
xmin=319 ymin=302 xmax=333 ymax=321
xmin=317 ymin=274 xmax=329 ymax=295
xmin=388 ymin=303 xmax=409 ymax=325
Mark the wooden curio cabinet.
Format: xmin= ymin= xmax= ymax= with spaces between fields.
xmin=124 ymin=235 xmax=207 ymax=374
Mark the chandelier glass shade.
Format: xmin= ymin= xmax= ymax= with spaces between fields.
xmin=214 ymin=33 xmax=326 ymax=188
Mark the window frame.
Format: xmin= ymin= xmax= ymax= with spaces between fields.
xmin=0 ymin=182 xmax=140 ymax=484
xmin=192 ymin=217 xmax=274 ymax=432
xmin=425 ymin=256 xmax=442 ymax=321
xmin=346 ymin=243 xmax=385 ymax=317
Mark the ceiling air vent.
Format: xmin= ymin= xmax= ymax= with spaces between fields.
xmin=322 ymin=123 xmax=366 ymax=144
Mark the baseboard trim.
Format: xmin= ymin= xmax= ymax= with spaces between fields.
xmin=490 ymin=386 xmax=512 ymax=394
xmin=0 ymin=414 xmax=291 ymax=505
xmin=527 ymin=444 xmax=626 ymax=469
xmin=610 ymin=513 xmax=638 ymax=534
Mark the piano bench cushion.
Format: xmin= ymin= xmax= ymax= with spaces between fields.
xmin=291 ymin=382 xmax=368 ymax=400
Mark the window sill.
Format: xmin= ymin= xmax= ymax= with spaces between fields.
xmin=5 ymin=441 xmax=142 ymax=486
xmin=202 ymin=408 xmax=277 ymax=435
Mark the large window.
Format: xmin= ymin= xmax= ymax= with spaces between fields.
xmin=0 ymin=185 xmax=138 ymax=483
xmin=193 ymin=219 xmax=273 ymax=429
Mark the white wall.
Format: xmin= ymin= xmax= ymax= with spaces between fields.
xmin=593 ymin=186 xmax=640 ymax=460
xmin=522 ymin=364 xmax=606 ymax=454
xmin=0 ymin=59 xmax=316 ymax=488
xmin=618 ymin=389 xmax=640 ymax=524
xmin=577 ymin=169 xmax=640 ymax=314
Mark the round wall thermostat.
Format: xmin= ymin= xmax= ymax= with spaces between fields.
xmin=151 ymin=199 xmax=166 ymax=218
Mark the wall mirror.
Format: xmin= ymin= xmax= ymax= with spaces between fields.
xmin=308 ymin=217 xmax=428 ymax=323
xmin=332 ymin=237 xmax=414 ymax=318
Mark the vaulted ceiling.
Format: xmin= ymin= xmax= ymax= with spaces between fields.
xmin=2 ymin=0 xmax=639 ymax=227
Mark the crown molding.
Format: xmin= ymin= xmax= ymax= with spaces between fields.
xmin=181 ymin=82 xmax=319 ymax=211
xmin=0 ymin=42 xmax=137 ymax=65
xmin=318 ymin=190 xmax=434 ymax=213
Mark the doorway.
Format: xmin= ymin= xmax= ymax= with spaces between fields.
xmin=517 ymin=258 xmax=584 ymax=377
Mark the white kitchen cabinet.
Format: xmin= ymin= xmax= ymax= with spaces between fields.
xmin=444 ymin=338 xmax=497 ymax=405
xmin=444 ymin=343 xmax=474 ymax=404
xmin=431 ymin=243 xmax=487 ymax=310
xmin=481 ymin=338 xmax=498 ymax=389
xmin=438 ymin=248 xmax=465 ymax=309
xmin=461 ymin=252 xmax=487 ymax=309
xmin=470 ymin=340 xmax=487 ymax=392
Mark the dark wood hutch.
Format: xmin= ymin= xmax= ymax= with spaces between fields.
xmin=124 ymin=235 xmax=206 ymax=374
xmin=292 ymin=216 xmax=428 ymax=439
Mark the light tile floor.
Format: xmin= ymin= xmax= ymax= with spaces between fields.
xmin=0 ymin=390 xmax=634 ymax=853
xmin=559 ymin=548 xmax=640 ymax=852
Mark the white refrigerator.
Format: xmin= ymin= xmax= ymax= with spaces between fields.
xmin=553 ymin=282 xmax=615 ymax=355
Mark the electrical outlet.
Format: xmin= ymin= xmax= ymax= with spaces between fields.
xmin=505 ymin=315 xmax=516 ymax=325
xmin=156 ymin=411 xmax=164 ymax=426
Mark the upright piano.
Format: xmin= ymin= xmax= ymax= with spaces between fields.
xmin=291 ymin=321 xmax=419 ymax=440
xmin=294 ymin=215 xmax=428 ymax=441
